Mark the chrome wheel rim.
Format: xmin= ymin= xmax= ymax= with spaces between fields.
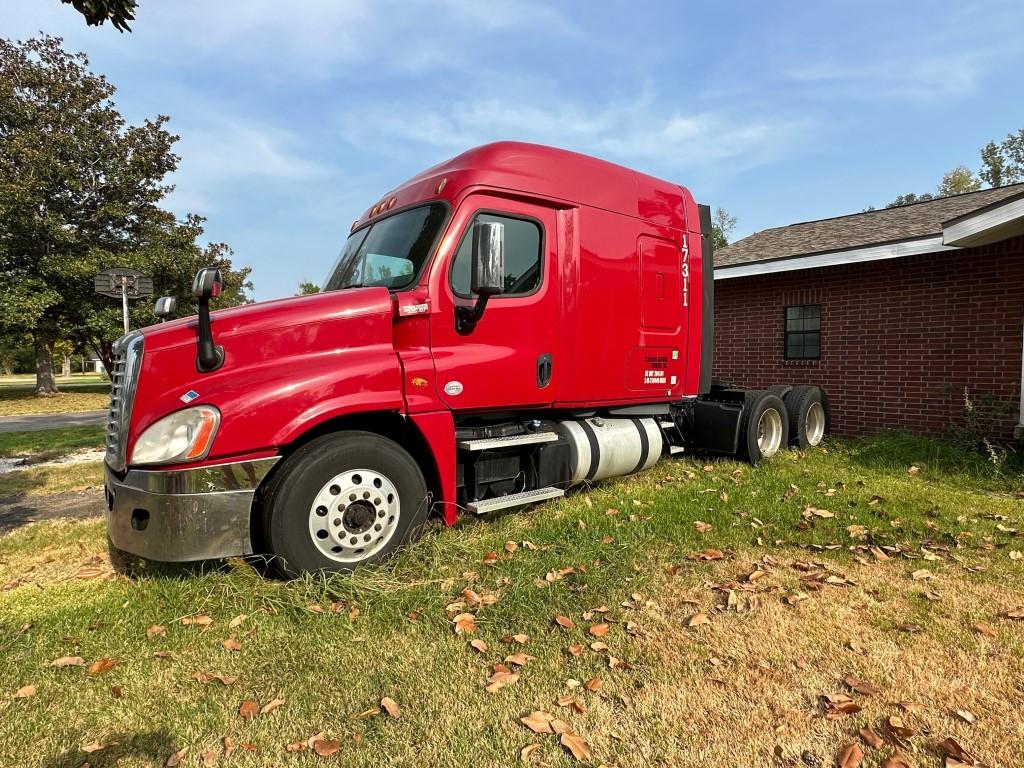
xmin=805 ymin=402 xmax=826 ymax=446
xmin=308 ymin=469 xmax=400 ymax=564
xmin=757 ymin=408 xmax=783 ymax=457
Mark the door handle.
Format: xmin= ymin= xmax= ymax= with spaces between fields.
xmin=537 ymin=353 xmax=553 ymax=388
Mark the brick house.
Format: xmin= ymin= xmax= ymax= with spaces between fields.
xmin=713 ymin=184 xmax=1024 ymax=439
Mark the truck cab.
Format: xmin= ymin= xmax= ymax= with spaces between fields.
xmin=104 ymin=142 xmax=824 ymax=576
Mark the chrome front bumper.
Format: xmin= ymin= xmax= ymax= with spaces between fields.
xmin=104 ymin=457 xmax=279 ymax=562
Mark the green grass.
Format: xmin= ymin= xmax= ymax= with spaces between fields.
xmin=0 ymin=383 xmax=110 ymax=417
xmin=1 ymin=434 xmax=1022 ymax=767
xmin=0 ymin=425 xmax=106 ymax=460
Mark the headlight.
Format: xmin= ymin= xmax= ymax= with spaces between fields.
xmin=130 ymin=405 xmax=221 ymax=466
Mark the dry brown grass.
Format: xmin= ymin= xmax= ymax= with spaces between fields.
xmin=586 ymin=554 xmax=1024 ymax=768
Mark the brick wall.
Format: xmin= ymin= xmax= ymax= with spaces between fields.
xmin=712 ymin=236 xmax=1024 ymax=439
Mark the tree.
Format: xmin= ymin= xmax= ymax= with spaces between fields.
xmin=0 ymin=36 xmax=250 ymax=391
xmin=60 ymin=0 xmax=137 ymax=32
xmin=296 ymin=281 xmax=320 ymax=295
xmin=937 ymin=165 xmax=982 ymax=197
xmin=711 ymin=207 xmax=736 ymax=251
xmin=886 ymin=192 xmax=935 ymax=208
xmin=979 ymin=129 xmax=1024 ymax=187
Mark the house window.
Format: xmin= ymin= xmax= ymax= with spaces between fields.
xmin=785 ymin=305 xmax=821 ymax=360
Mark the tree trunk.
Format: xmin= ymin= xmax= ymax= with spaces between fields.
xmin=61 ymin=354 xmax=72 ymax=377
xmin=34 ymin=338 xmax=60 ymax=395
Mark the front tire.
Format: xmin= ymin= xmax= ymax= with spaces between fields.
xmin=739 ymin=391 xmax=789 ymax=464
xmin=262 ymin=431 xmax=429 ymax=577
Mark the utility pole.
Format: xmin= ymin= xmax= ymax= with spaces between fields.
xmin=93 ymin=268 xmax=154 ymax=335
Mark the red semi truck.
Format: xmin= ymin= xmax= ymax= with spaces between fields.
xmin=103 ymin=142 xmax=829 ymax=576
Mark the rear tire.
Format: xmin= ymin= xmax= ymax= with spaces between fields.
xmin=739 ymin=391 xmax=789 ymax=464
xmin=262 ymin=431 xmax=429 ymax=577
xmin=783 ymin=386 xmax=830 ymax=449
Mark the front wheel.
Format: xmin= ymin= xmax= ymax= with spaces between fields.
xmin=262 ymin=431 xmax=429 ymax=577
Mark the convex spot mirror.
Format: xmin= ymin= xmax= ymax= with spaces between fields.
xmin=153 ymin=296 xmax=177 ymax=319
xmin=470 ymin=221 xmax=505 ymax=296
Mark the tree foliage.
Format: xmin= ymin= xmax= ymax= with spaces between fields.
xmin=296 ymin=281 xmax=320 ymax=295
xmin=937 ymin=165 xmax=982 ymax=197
xmin=710 ymin=207 xmax=736 ymax=251
xmin=0 ymin=35 xmax=251 ymax=390
xmin=979 ymin=129 xmax=1024 ymax=188
xmin=60 ymin=0 xmax=137 ymax=32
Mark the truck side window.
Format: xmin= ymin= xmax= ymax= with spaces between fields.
xmin=451 ymin=213 xmax=542 ymax=298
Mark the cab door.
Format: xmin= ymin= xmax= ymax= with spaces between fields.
xmin=429 ymin=194 xmax=559 ymax=411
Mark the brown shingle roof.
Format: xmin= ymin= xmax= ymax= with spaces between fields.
xmin=715 ymin=183 xmax=1024 ymax=268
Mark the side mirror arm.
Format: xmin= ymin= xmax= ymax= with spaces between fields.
xmin=455 ymin=291 xmax=497 ymax=334
xmin=192 ymin=267 xmax=225 ymax=372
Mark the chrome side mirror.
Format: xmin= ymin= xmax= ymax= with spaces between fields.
xmin=457 ymin=221 xmax=504 ymax=334
xmin=470 ymin=221 xmax=505 ymax=296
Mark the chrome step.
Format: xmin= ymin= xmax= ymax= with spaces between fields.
xmin=467 ymin=486 xmax=565 ymax=515
xmin=457 ymin=432 xmax=559 ymax=451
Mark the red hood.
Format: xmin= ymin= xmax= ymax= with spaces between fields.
xmin=128 ymin=287 xmax=406 ymax=464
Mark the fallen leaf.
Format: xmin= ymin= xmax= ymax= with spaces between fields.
xmin=897 ymin=623 xmax=923 ymax=633
xmin=937 ymin=738 xmax=975 ymax=765
xmin=110 ymin=685 xmax=123 ymax=698
xmin=820 ymin=693 xmax=862 ymax=719
xmin=200 ymin=749 xmax=219 ymax=766
xmin=910 ymin=569 xmax=933 ymax=581
xmin=907 ymin=465 xmax=920 ymax=475
xmin=859 ymin=727 xmax=883 ymax=749
xmin=953 ymin=709 xmax=976 ymax=724
xmin=76 ymin=565 xmax=105 ymax=580
xmin=313 ymin=739 xmax=340 ymax=757
xmin=238 ymin=700 xmax=260 ymax=720
xmin=566 ymin=644 xmax=584 ymax=657
xmin=560 ymin=732 xmax=591 ymax=761
xmin=82 ymin=741 xmax=112 ymax=754
xmin=504 ymin=633 xmax=529 ymax=644
xmin=584 ymin=677 xmax=602 ymax=692
xmin=689 ymin=548 xmax=724 ymax=561
xmin=452 ymin=613 xmax=477 ymax=635
xmin=181 ymin=614 xmax=214 ymax=628
xmin=695 ymin=521 xmax=713 ymax=532
xmin=49 ymin=656 xmax=85 ymax=668
xmin=229 ymin=614 xmax=247 ymax=628
xmin=166 ymin=746 xmax=188 ymax=767
xmin=837 ymin=742 xmax=863 ymax=768
xmin=88 ymin=657 xmax=117 ymax=676
xmin=146 ymin=624 xmax=166 ymax=639
xmin=223 ymin=637 xmax=242 ymax=652
xmin=880 ymin=752 xmax=914 ymax=768
xmin=520 ymin=743 xmax=542 ymax=761
xmin=14 ymin=684 xmax=37 ymax=699
xmin=505 ymin=653 xmax=534 ymax=667
xmin=285 ymin=741 xmax=306 ymax=752
xmin=1006 ymin=606 xmax=1024 ymax=619
xmin=470 ymin=639 xmax=488 ymax=653
xmin=687 ymin=613 xmax=711 ymax=628
xmin=260 ymin=698 xmax=285 ymax=715
xmin=520 ymin=710 xmax=556 ymax=734
xmin=381 ymin=696 xmax=401 ymax=718
xmin=485 ymin=670 xmax=519 ymax=693
xmin=843 ymin=675 xmax=881 ymax=697
xmin=554 ymin=615 xmax=575 ymax=630
xmin=588 ymin=624 xmax=609 ymax=638
xmin=973 ymin=622 xmax=996 ymax=638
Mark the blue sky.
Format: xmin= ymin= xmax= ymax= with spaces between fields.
xmin=6 ymin=0 xmax=1024 ymax=300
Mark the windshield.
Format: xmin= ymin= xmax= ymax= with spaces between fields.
xmin=323 ymin=203 xmax=447 ymax=292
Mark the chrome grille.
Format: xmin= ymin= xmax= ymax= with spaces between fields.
xmin=105 ymin=331 xmax=144 ymax=473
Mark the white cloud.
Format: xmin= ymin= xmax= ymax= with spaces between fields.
xmin=166 ymin=118 xmax=329 ymax=215
xmin=339 ymin=92 xmax=812 ymax=180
